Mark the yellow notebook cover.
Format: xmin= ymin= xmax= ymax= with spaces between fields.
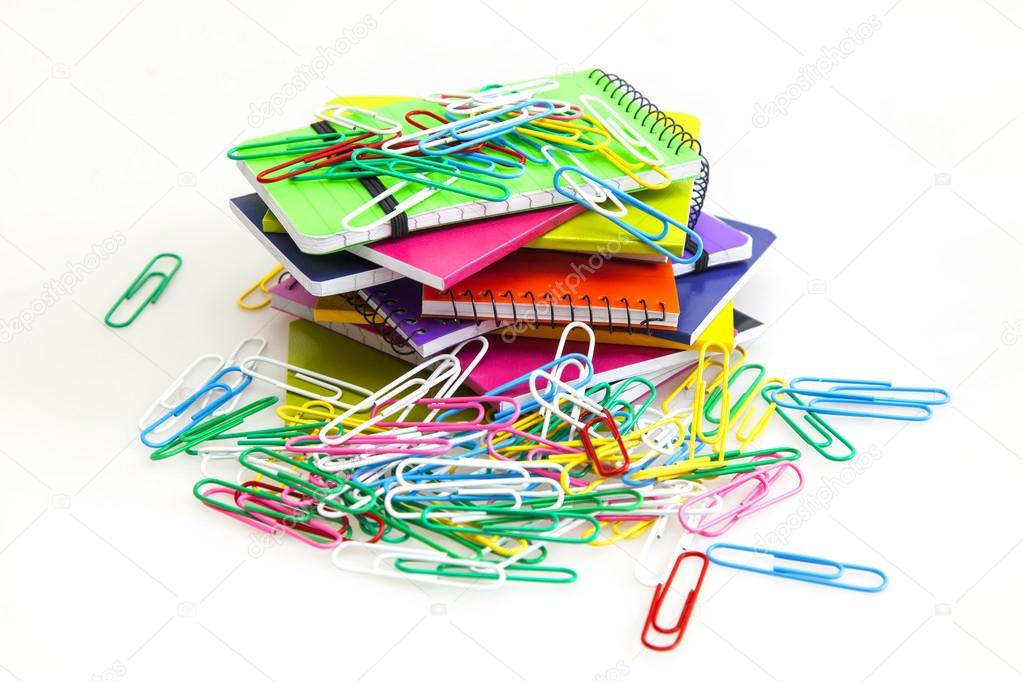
xmin=312 ymin=295 xmax=365 ymax=324
xmin=509 ymin=302 xmax=734 ymax=351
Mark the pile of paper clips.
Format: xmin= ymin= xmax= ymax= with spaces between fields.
xmin=136 ymin=321 xmax=949 ymax=652
xmin=228 ymin=77 xmax=706 ymax=239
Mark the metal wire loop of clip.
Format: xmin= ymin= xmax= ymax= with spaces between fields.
xmin=443 ymin=288 xmax=666 ymax=335
xmin=587 ymin=68 xmax=708 ymax=228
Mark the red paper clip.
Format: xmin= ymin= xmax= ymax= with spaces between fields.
xmin=256 ymin=130 xmax=397 ymax=183
xmin=641 ymin=551 xmax=709 ymax=652
xmin=580 ymin=409 xmax=630 ymax=477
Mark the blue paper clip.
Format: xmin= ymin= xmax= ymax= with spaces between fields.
xmin=706 ymin=543 xmax=888 ymax=592
xmin=789 ymin=377 xmax=950 ymax=406
xmin=765 ymin=377 xmax=948 ymax=422
xmin=140 ymin=368 xmax=252 ymax=448
xmin=498 ymin=130 xmax=551 ymax=165
xmin=141 ymin=383 xmax=232 ymax=448
xmin=765 ymin=387 xmax=933 ymax=421
xmin=419 ymin=99 xmax=556 ymax=156
xmin=552 ymin=166 xmax=703 ymax=265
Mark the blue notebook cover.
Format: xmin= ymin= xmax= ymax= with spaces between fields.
xmin=654 ymin=220 xmax=776 ymax=345
xmin=229 ymin=193 xmax=400 ymax=296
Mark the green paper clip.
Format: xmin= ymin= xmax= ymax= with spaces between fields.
xmin=350 ymin=148 xmax=511 ymax=202
xmin=226 ymin=130 xmax=356 ymax=160
xmin=104 ymin=253 xmax=182 ymax=328
xmin=761 ymin=381 xmax=856 ymax=461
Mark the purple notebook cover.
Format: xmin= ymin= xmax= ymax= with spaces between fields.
xmin=658 ymin=220 xmax=776 ymax=345
xmin=358 ymin=278 xmax=504 ymax=356
xmin=692 ymin=212 xmax=751 ymax=254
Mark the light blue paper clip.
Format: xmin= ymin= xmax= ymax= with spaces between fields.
xmin=552 ymin=165 xmax=704 ymax=265
xmin=140 ymin=368 xmax=253 ymax=448
xmin=706 ymin=543 xmax=888 ymax=593
xmin=766 ymin=377 xmax=949 ymax=422
xmin=419 ymin=99 xmax=556 ymax=156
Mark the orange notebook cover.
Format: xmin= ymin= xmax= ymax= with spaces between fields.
xmin=421 ymin=249 xmax=680 ymax=331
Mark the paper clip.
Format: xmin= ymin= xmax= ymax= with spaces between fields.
xmin=553 ymin=166 xmax=703 ymax=264
xmin=641 ymin=551 xmax=708 ymax=651
xmin=579 ymin=93 xmax=665 ymax=167
xmin=689 ymin=342 xmax=732 ymax=459
xmin=331 ymin=541 xmax=506 ymax=590
xmin=766 ymin=377 xmax=947 ymax=422
xmin=580 ymin=409 xmax=630 ymax=477
xmin=677 ymin=459 xmax=803 ymax=536
xmin=524 ymin=116 xmax=611 ymax=152
xmin=140 ymin=381 xmax=234 ymax=448
xmin=706 ymin=543 xmax=888 ymax=592
xmin=318 ymin=354 xmax=461 ymax=445
xmin=227 ymin=129 xmax=356 ymax=160
xmin=318 ymin=105 xmax=402 ymax=135
xmin=419 ymin=99 xmax=556 ymax=155
xmin=341 ymin=171 xmax=456 ymax=232
xmin=760 ymin=380 xmax=855 ymax=461
xmin=433 ymin=78 xmax=560 ymax=115
xmin=137 ymin=353 xmax=225 ymax=431
xmin=540 ymin=145 xmax=612 ymax=205
xmin=350 ymin=148 xmax=510 ymax=202
xmin=104 ymin=253 xmax=182 ymax=328
xmin=240 ymin=355 xmax=373 ymax=409
xmin=237 ymin=265 xmax=284 ymax=310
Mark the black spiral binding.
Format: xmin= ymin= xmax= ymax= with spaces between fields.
xmin=587 ymin=68 xmax=709 ymax=234
xmin=308 ymin=120 xmax=409 ymax=238
xmin=439 ymin=289 xmax=668 ymax=335
xmin=340 ymin=289 xmax=421 ymax=356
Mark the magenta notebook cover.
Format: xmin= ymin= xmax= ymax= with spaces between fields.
xmin=458 ymin=336 xmax=687 ymax=395
xmin=349 ymin=204 xmax=584 ymax=290
xmin=268 ymin=278 xmax=318 ymax=309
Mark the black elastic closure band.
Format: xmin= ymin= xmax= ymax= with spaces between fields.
xmin=686 ymin=235 xmax=711 ymax=273
xmin=307 ymin=120 xmax=410 ymax=238
xmin=310 ymin=120 xmax=335 ymax=136
xmin=358 ymin=175 xmax=409 ymax=238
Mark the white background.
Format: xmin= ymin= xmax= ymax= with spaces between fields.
xmin=2 ymin=1 xmax=1022 ymax=680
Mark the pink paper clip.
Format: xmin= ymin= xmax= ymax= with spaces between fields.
xmin=677 ymin=460 xmax=804 ymax=537
xmin=372 ymin=395 xmax=519 ymax=434
xmin=285 ymin=433 xmax=452 ymax=457
xmin=237 ymin=493 xmax=346 ymax=549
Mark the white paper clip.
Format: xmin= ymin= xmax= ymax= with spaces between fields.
xmin=331 ymin=541 xmax=506 ymax=590
xmin=239 ymin=355 xmax=372 ymax=409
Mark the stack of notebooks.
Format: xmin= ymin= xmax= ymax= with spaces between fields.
xmin=227 ymin=69 xmax=777 ymax=397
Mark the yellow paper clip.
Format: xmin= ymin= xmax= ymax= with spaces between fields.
xmin=237 ymin=264 xmax=285 ymax=310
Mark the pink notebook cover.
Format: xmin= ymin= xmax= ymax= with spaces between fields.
xmin=349 ymin=204 xmax=584 ymax=290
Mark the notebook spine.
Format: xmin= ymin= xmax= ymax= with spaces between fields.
xmin=440 ymin=288 xmax=665 ymax=335
xmin=342 ymin=289 xmax=420 ymax=356
xmin=587 ymin=68 xmax=709 ymax=229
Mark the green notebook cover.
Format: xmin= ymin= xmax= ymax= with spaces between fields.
xmin=236 ymin=69 xmax=703 ymax=254
xmin=284 ymin=318 xmax=467 ymax=419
